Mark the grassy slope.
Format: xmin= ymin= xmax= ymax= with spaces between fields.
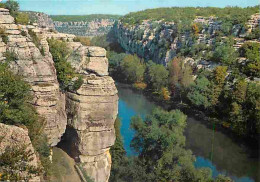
xmin=50 ymin=147 xmax=81 ymax=182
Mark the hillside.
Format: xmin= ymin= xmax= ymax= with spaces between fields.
xmin=51 ymin=14 xmax=121 ymax=22
xmin=51 ymin=14 xmax=121 ymax=36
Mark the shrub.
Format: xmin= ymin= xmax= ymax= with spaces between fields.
xmin=4 ymin=50 xmax=18 ymax=62
xmin=4 ymin=0 xmax=19 ymax=18
xmin=0 ymin=145 xmax=41 ymax=181
xmin=0 ymin=27 xmax=8 ymax=44
xmin=21 ymin=30 xmax=27 ymax=36
xmin=72 ymin=76 xmax=84 ymax=91
xmin=48 ymin=38 xmax=76 ymax=91
xmin=133 ymin=82 xmax=147 ymax=90
xmin=15 ymin=12 xmax=29 ymax=25
xmin=73 ymin=36 xmax=91 ymax=46
xmin=28 ymin=29 xmax=41 ymax=50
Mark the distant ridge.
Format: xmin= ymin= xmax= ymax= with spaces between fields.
xmin=51 ymin=14 xmax=121 ymax=22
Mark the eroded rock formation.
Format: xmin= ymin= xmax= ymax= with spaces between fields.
xmin=65 ymin=42 xmax=118 ymax=182
xmin=0 ymin=123 xmax=41 ymax=181
xmin=0 ymin=8 xmax=118 ymax=182
xmin=0 ymin=8 xmax=67 ymax=146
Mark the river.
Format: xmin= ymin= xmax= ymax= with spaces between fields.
xmin=116 ymin=83 xmax=258 ymax=182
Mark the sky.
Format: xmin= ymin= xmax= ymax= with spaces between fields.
xmin=8 ymin=0 xmax=260 ymax=15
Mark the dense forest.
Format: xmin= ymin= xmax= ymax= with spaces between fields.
xmin=50 ymin=14 xmax=121 ymax=22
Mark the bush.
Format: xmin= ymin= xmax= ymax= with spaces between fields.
xmin=48 ymin=38 xmax=77 ymax=91
xmin=0 ymin=27 xmax=8 ymax=44
xmin=4 ymin=50 xmax=18 ymax=62
xmin=72 ymin=76 xmax=84 ymax=91
xmin=73 ymin=36 xmax=91 ymax=46
xmin=15 ymin=12 xmax=29 ymax=25
xmin=4 ymin=0 xmax=19 ymax=18
xmin=28 ymin=29 xmax=41 ymax=50
xmin=0 ymin=145 xmax=41 ymax=181
xmin=121 ymin=54 xmax=145 ymax=83
xmin=133 ymin=82 xmax=147 ymax=90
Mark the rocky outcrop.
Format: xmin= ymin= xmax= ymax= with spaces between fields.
xmin=53 ymin=18 xmax=116 ymax=37
xmin=65 ymin=42 xmax=118 ymax=182
xmin=26 ymin=11 xmax=55 ymax=29
xmin=0 ymin=123 xmax=41 ymax=182
xmin=114 ymin=14 xmax=259 ymax=65
xmin=0 ymin=8 xmax=118 ymax=182
xmin=0 ymin=8 xmax=67 ymax=146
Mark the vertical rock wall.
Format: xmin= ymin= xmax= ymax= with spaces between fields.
xmin=0 ymin=123 xmax=41 ymax=181
xmin=0 ymin=8 xmax=118 ymax=182
xmin=65 ymin=43 xmax=118 ymax=182
xmin=0 ymin=8 xmax=67 ymax=146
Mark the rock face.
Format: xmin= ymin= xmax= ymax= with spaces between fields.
xmin=0 ymin=8 xmax=118 ymax=182
xmin=0 ymin=123 xmax=41 ymax=182
xmin=0 ymin=8 xmax=67 ymax=146
xmin=114 ymin=15 xmax=259 ymax=65
xmin=53 ymin=18 xmax=117 ymax=37
xmin=65 ymin=42 xmax=118 ymax=182
xmin=26 ymin=11 xmax=55 ymax=29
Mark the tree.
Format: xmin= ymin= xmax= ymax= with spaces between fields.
xmin=4 ymin=0 xmax=19 ymax=17
xmin=210 ymin=66 xmax=227 ymax=107
xmin=168 ymin=57 xmax=182 ymax=94
xmin=130 ymin=108 xmax=213 ymax=182
xmin=121 ymin=54 xmax=145 ymax=83
xmin=187 ymin=76 xmax=212 ymax=109
xmin=239 ymin=42 xmax=260 ymax=77
xmin=48 ymin=39 xmax=77 ymax=91
xmin=0 ymin=63 xmax=36 ymax=126
xmin=145 ymin=61 xmax=169 ymax=91
xmin=212 ymin=44 xmax=238 ymax=65
xmin=15 ymin=12 xmax=29 ymax=25
xmin=0 ymin=145 xmax=40 ymax=181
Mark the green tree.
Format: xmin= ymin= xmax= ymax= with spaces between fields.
xmin=121 ymin=54 xmax=145 ymax=83
xmin=145 ymin=60 xmax=168 ymax=91
xmin=210 ymin=66 xmax=227 ymax=107
xmin=15 ymin=12 xmax=29 ymax=25
xmin=212 ymin=44 xmax=238 ymax=65
xmin=187 ymin=76 xmax=212 ymax=109
xmin=239 ymin=42 xmax=260 ymax=77
xmin=0 ymin=145 xmax=40 ymax=181
xmin=48 ymin=39 xmax=77 ymax=91
xmin=0 ymin=64 xmax=36 ymax=126
xmin=130 ymin=108 xmax=213 ymax=182
xmin=4 ymin=0 xmax=19 ymax=17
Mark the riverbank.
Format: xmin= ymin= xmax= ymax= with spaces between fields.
xmin=117 ymin=82 xmax=259 ymax=153
xmin=116 ymin=82 xmax=258 ymax=182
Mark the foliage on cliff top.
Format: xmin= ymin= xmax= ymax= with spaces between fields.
xmin=50 ymin=14 xmax=121 ymax=22
xmin=120 ymin=6 xmax=258 ymax=27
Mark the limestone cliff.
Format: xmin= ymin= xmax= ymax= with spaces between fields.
xmin=65 ymin=43 xmax=118 ymax=182
xmin=0 ymin=8 xmax=67 ymax=146
xmin=0 ymin=8 xmax=118 ymax=182
xmin=114 ymin=14 xmax=260 ymax=65
xmin=0 ymin=123 xmax=41 ymax=181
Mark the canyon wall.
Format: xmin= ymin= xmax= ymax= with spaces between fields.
xmin=114 ymin=14 xmax=260 ymax=65
xmin=54 ymin=19 xmax=116 ymax=37
xmin=0 ymin=8 xmax=118 ymax=182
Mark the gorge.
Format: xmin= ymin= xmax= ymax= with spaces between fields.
xmin=0 ymin=1 xmax=259 ymax=182
xmin=0 ymin=7 xmax=118 ymax=182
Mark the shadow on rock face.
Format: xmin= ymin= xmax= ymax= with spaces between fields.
xmin=57 ymin=125 xmax=81 ymax=163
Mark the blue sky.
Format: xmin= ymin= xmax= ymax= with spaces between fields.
xmin=10 ymin=0 xmax=260 ymax=15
